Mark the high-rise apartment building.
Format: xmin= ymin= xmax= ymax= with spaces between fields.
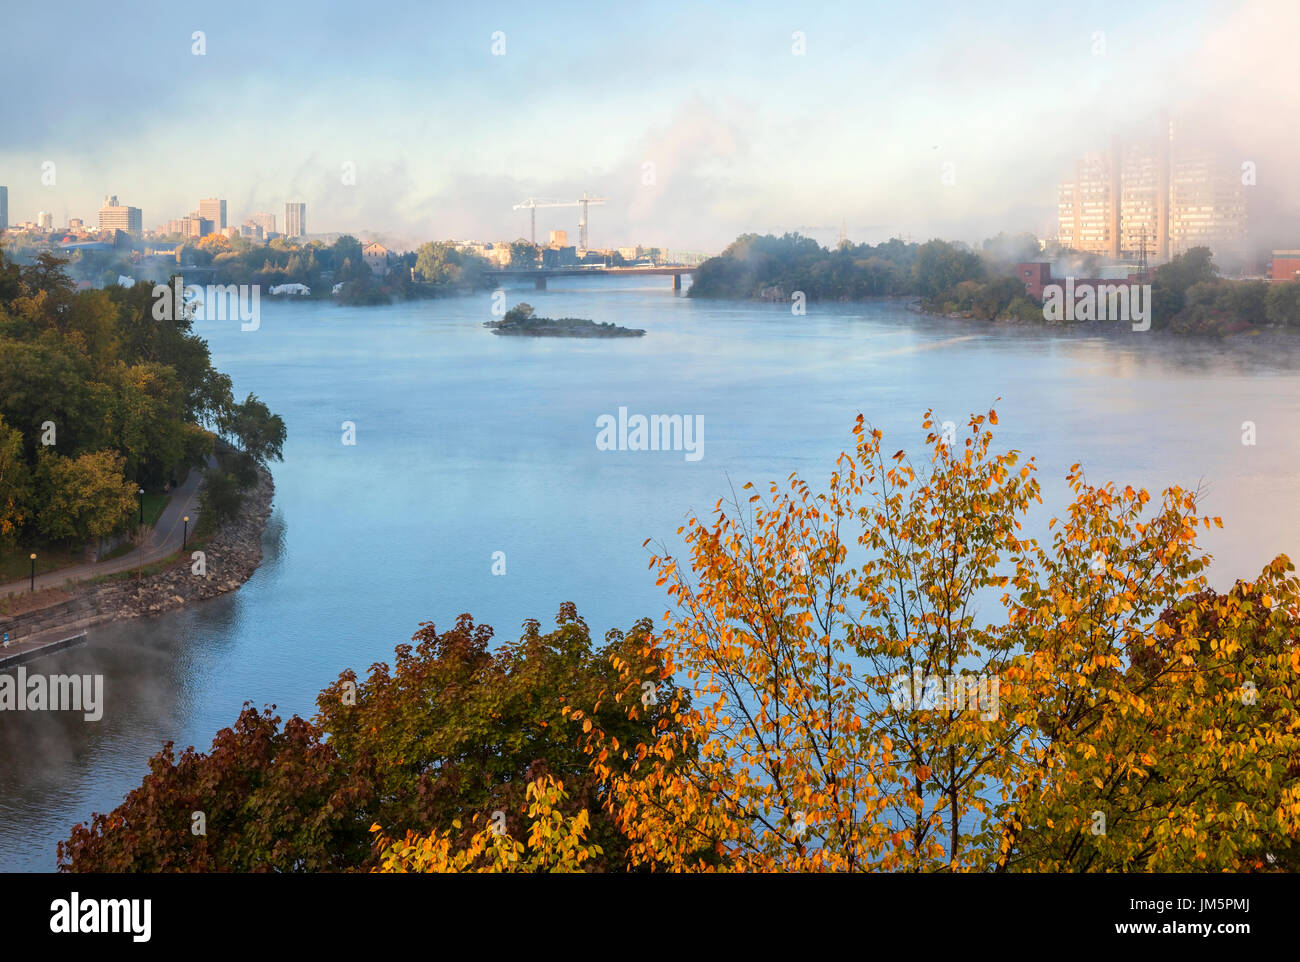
xmin=98 ymin=195 xmax=143 ymax=235
xmin=1169 ymin=146 xmax=1247 ymax=262
xmin=37 ymin=211 xmax=53 ymax=230
xmin=1058 ymin=148 xmax=1119 ymax=258
xmin=199 ymin=198 xmax=227 ymax=230
xmin=1058 ymin=118 xmax=1245 ymax=266
xmin=1119 ymin=137 xmax=1170 ymax=261
xmin=285 ymin=202 xmax=306 ymax=238
xmin=0 ymin=186 xmax=7 ymax=229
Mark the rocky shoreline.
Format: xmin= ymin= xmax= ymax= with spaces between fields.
xmin=0 ymin=466 xmax=274 ymax=661
xmin=92 ymin=466 xmax=274 ymax=619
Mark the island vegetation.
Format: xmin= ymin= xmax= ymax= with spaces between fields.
xmin=484 ymin=303 xmax=645 ymax=337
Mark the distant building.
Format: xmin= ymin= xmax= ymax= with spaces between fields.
xmin=1271 ymin=251 xmax=1300 ymax=282
xmin=199 ymin=198 xmax=227 ymax=230
xmin=362 ymin=241 xmax=390 ymax=275
xmin=540 ymin=245 xmax=577 ymax=268
xmin=1016 ymin=262 xmax=1146 ymax=302
xmin=69 ymin=218 xmax=84 ymax=230
xmin=0 ymin=186 xmax=7 ymax=229
xmin=1057 ymin=117 xmax=1246 ymax=266
xmin=285 ymin=202 xmax=306 ymax=238
xmin=1169 ymin=146 xmax=1247 ymax=262
xmin=247 ymin=211 xmax=276 ymax=234
xmin=98 ymin=195 xmax=143 ymax=236
xmin=37 ymin=211 xmax=53 ymax=230
xmin=549 ymin=229 xmax=568 ymax=246
xmin=180 ymin=215 xmax=213 ymax=239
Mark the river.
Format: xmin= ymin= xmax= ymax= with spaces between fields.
xmin=2 ymin=276 xmax=1298 ymax=871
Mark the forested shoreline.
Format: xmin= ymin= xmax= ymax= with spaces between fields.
xmin=0 ymin=250 xmax=283 ymax=561
xmin=688 ymin=232 xmax=1300 ymax=335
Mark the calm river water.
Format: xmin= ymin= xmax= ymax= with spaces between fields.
xmin=2 ymin=276 xmax=1298 ymax=870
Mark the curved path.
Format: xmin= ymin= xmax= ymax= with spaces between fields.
xmin=0 ymin=464 xmax=207 ymax=600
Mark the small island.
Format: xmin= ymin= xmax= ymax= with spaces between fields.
xmin=484 ymin=303 xmax=645 ymax=337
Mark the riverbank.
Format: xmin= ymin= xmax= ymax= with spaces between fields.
xmin=0 ymin=465 xmax=274 ymax=665
xmin=905 ymin=301 xmax=1300 ymax=348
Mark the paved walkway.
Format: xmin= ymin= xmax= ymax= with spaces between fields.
xmin=0 ymin=464 xmax=207 ymax=600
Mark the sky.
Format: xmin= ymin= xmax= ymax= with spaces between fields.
xmin=1 ymin=0 xmax=1295 ymax=252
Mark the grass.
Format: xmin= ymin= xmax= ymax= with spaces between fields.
xmin=141 ymin=493 xmax=170 ymax=527
xmin=99 ymin=540 xmax=139 ymax=562
xmin=0 ymin=545 xmax=84 ymax=584
xmin=1 ymin=490 xmax=170 ymax=585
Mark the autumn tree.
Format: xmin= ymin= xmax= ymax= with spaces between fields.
xmin=60 ymin=606 xmax=686 ymax=872
xmin=371 ymin=775 xmax=603 ymax=873
xmin=0 ymin=414 xmax=29 ymax=546
xmin=571 ymin=409 xmax=1300 ymax=872
xmin=59 ymin=707 xmax=370 ymax=872
xmin=33 ymin=449 xmax=138 ymax=544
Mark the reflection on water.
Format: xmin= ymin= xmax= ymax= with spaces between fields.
xmin=2 ymin=280 xmax=1298 ymax=870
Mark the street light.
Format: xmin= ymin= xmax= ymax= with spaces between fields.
xmin=29 ymin=552 xmax=36 ymax=593
xmin=183 ymin=515 xmax=190 ymax=550
xmin=138 ymin=487 xmax=145 ymax=524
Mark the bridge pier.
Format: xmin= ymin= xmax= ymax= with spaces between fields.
xmin=534 ymin=276 xmax=547 ymax=290
xmin=673 ymin=273 xmax=682 ymax=292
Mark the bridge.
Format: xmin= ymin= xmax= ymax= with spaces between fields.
xmin=485 ymin=265 xmax=698 ymax=291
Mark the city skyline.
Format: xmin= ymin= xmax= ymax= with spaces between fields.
xmin=2 ymin=0 xmax=1297 ymax=251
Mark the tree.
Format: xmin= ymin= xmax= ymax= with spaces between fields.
xmin=913 ymin=239 xmax=985 ymax=299
xmin=58 ymin=707 xmax=369 ymax=872
xmin=0 ymin=414 xmax=30 ymax=546
xmin=371 ymin=775 xmax=603 ymax=873
xmin=1265 ymin=281 xmax=1300 ymax=327
xmin=1152 ymin=246 xmax=1218 ymax=322
xmin=196 ymin=233 xmax=231 ymax=255
xmin=503 ymin=302 xmax=535 ymax=325
xmin=412 ymin=241 xmax=487 ymax=287
xmin=569 ymin=409 xmax=1300 ymax=871
xmin=219 ymin=393 xmax=286 ymax=467
xmin=60 ymin=605 xmax=686 ymax=872
xmin=509 ymin=239 xmax=539 ymax=268
xmin=33 ymin=449 xmax=137 ymax=544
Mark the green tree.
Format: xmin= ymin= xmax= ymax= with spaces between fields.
xmin=1265 ymin=281 xmax=1300 ymax=327
xmin=33 ymin=449 xmax=137 ymax=544
xmin=219 ymin=393 xmax=286 ymax=467
xmin=1152 ymin=246 xmax=1218 ymax=322
xmin=913 ymin=239 xmax=985 ymax=299
xmin=509 ymin=239 xmax=539 ymax=268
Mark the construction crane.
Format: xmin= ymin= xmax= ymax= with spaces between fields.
xmin=512 ymin=193 xmax=607 ymax=249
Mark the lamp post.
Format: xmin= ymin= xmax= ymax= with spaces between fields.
xmin=29 ymin=552 xmax=36 ymax=593
xmin=183 ymin=515 xmax=189 ymax=550
xmin=138 ymin=487 xmax=145 ymax=524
